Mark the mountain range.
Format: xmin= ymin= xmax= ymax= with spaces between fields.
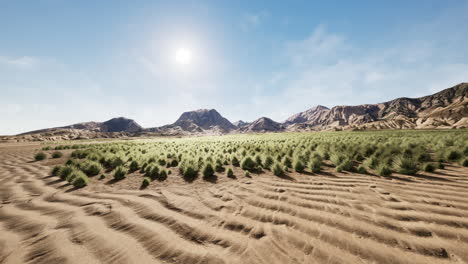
xmin=3 ymin=83 xmax=467 ymax=141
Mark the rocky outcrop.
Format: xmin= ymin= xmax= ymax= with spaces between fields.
xmin=285 ymin=83 xmax=468 ymax=130
xmin=153 ymin=109 xmax=237 ymax=135
xmin=242 ymin=117 xmax=284 ymax=132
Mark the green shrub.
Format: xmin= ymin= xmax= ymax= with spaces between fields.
xmin=446 ymin=150 xmax=462 ymax=161
xmin=170 ymin=159 xmax=179 ymax=167
xmin=34 ymin=152 xmax=47 ymax=161
xmin=202 ymin=163 xmax=215 ymax=179
xmin=71 ymin=172 xmax=89 ymax=188
xmin=51 ymin=165 xmax=62 ymax=176
xmin=227 ymin=168 xmax=235 ymax=178
xmin=293 ymin=159 xmax=305 ymax=173
xmin=51 ymin=151 xmax=63 ymax=159
xmin=272 ymin=162 xmax=285 ymax=177
xmin=214 ymin=163 xmax=224 ymax=172
xmin=460 ymin=158 xmax=468 ymax=167
xmin=393 ymin=156 xmax=419 ymax=175
xmin=245 ymin=171 xmax=251 ymax=177
xmin=357 ymin=165 xmax=368 ymax=174
xmin=330 ymin=153 xmax=345 ymax=167
xmin=159 ymin=169 xmax=168 ymax=181
xmin=339 ymin=158 xmax=353 ymax=171
xmin=180 ymin=160 xmax=198 ymax=181
xmin=231 ymin=156 xmax=240 ymax=167
xmin=60 ymin=166 xmax=75 ymax=180
xmin=364 ymin=155 xmax=379 ymax=169
xmin=113 ymin=165 xmax=128 ymax=180
xmin=376 ymin=164 xmax=392 ymax=176
xmin=282 ymin=156 xmax=292 ymax=168
xmin=263 ymin=155 xmax=274 ymax=170
xmin=80 ymin=160 xmax=103 ymax=176
xmin=422 ymin=163 xmax=435 ymax=172
xmin=437 ymin=162 xmax=445 ymax=169
xmin=67 ymin=169 xmax=85 ymax=184
xmin=241 ymin=156 xmax=256 ymax=171
xmin=99 ymin=174 xmax=106 ymax=180
xmin=129 ymin=160 xmax=139 ymax=172
xmin=141 ymin=177 xmax=151 ymax=188
xmin=308 ymin=158 xmax=321 ymax=173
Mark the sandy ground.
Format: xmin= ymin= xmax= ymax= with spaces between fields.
xmin=1 ymin=143 xmax=468 ymax=264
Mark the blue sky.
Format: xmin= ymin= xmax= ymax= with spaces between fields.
xmin=1 ymin=0 xmax=468 ymax=135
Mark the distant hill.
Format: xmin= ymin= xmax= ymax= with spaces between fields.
xmin=148 ymin=109 xmax=237 ymax=136
xmin=241 ymin=117 xmax=284 ymax=132
xmin=284 ymin=82 xmax=468 ymax=130
xmin=4 ymin=83 xmax=466 ymax=141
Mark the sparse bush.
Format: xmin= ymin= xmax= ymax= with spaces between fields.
xmin=50 ymin=165 xmax=62 ymax=176
xmin=282 ymin=156 xmax=292 ymax=168
xmin=393 ymin=156 xmax=419 ymax=175
xmin=129 ymin=160 xmax=139 ymax=172
xmin=245 ymin=171 xmax=251 ymax=178
xmin=159 ymin=169 xmax=168 ymax=181
xmin=446 ymin=150 xmax=462 ymax=161
xmin=376 ymin=164 xmax=392 ymax=176
xmin=308 ymin=158 xmax=321 ymax=173
xmin=272 ymin=162 xmax=284 ymax=177
xmin=60 ymin=165 xmax=75 ymax=180
xmin=71 ymin=171 xmax=89 ymax=188
xmin=113 ymin=165 xmax=128 ymax=180
xmin=357 ymin=165 xmax=368 ymax=174
xmin=51 ymin=151 xmax=63 ymax=159
xmin=437 ymin=162 xmax=445 ymax=169
xmin=231 ymin=156 xmax=240 ymax=167
xmin=141 ymin=177 xmax=151 ymax=188
xmin=263 ymin=155 xmax=274 ymax=170
xmin=80 ymin=160 xmax=103 ymax=176
xmin=293 ymin=159 xmax=305 ymax=173
xmin=202 ymin=163 xmax=215 ymax=179
xmin=422 ymin=163 xmax=435 ymax=172
xmin=227 ymin=168 xmax=235 ymax=178
xmin=214 ymin=163 xmax=224 ymax=172
xmin=241 ymin=156 xmax=256 ymax=171
xmin=99 ymin=174 xmax=106 ymax=180
xmin=34 ymin=152 xmax=47 ymax=161
xmin=460 ymin=158 xmax=468 ymax=167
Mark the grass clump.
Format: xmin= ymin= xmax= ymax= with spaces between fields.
xmin=113 ymin=165 xmax=128 ymax=180
xmin=293 ymin=159 xmax=305 ymax=173
xmin=241 ymin=156 xmax=256 ymax=171
xmin=422 ymin=163 xmax=435 ymax=172
xmin=34 ymin=152 xmax=47 ymax=161
xmin=393 ymin=156 xmax=419 ymax=175
xmin=308 ymin=158 xmax=322 ymax=173
xmin=141 ymin=177 xmax=151 ymax=189
xmin=202 ymin=163 xmax=215 ymax=179
xmin=51 ymin=151 xmax=63 ymax=159
xmin=80 ymin=160 xmax=103 ymax=176
xmin=51 ymin=165 xmax=63 ymax=176
xmin=272 ymin=162 xmax=285 ymax=177
xmin=376 ymin=164 xmax=392 ymax=176
xmin=227 ymin=168 xmax=235 ymax=178
xmin=357 ymin=165 xmax=368 ymax=174
xmin=71 ymin=171 xmax=89 ymax=188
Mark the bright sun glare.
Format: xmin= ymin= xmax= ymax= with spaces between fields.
xmin=175 ymin=48 xmax=192 ymax=65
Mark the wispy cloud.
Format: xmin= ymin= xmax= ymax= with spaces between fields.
xmin=240 ymin=11 xmax=269 ymax=31
xmin=0 ymin=56 xmax=39 ymax=69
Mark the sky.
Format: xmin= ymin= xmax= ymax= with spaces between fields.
xmin=1 ymin=0 xmax=468 ymax=135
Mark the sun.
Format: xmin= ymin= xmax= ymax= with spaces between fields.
xmin=175 ymin=48 xmax=192 ymax=65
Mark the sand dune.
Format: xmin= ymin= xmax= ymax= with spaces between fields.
xmin=1 ymin=143 xmax=468 ymax=264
